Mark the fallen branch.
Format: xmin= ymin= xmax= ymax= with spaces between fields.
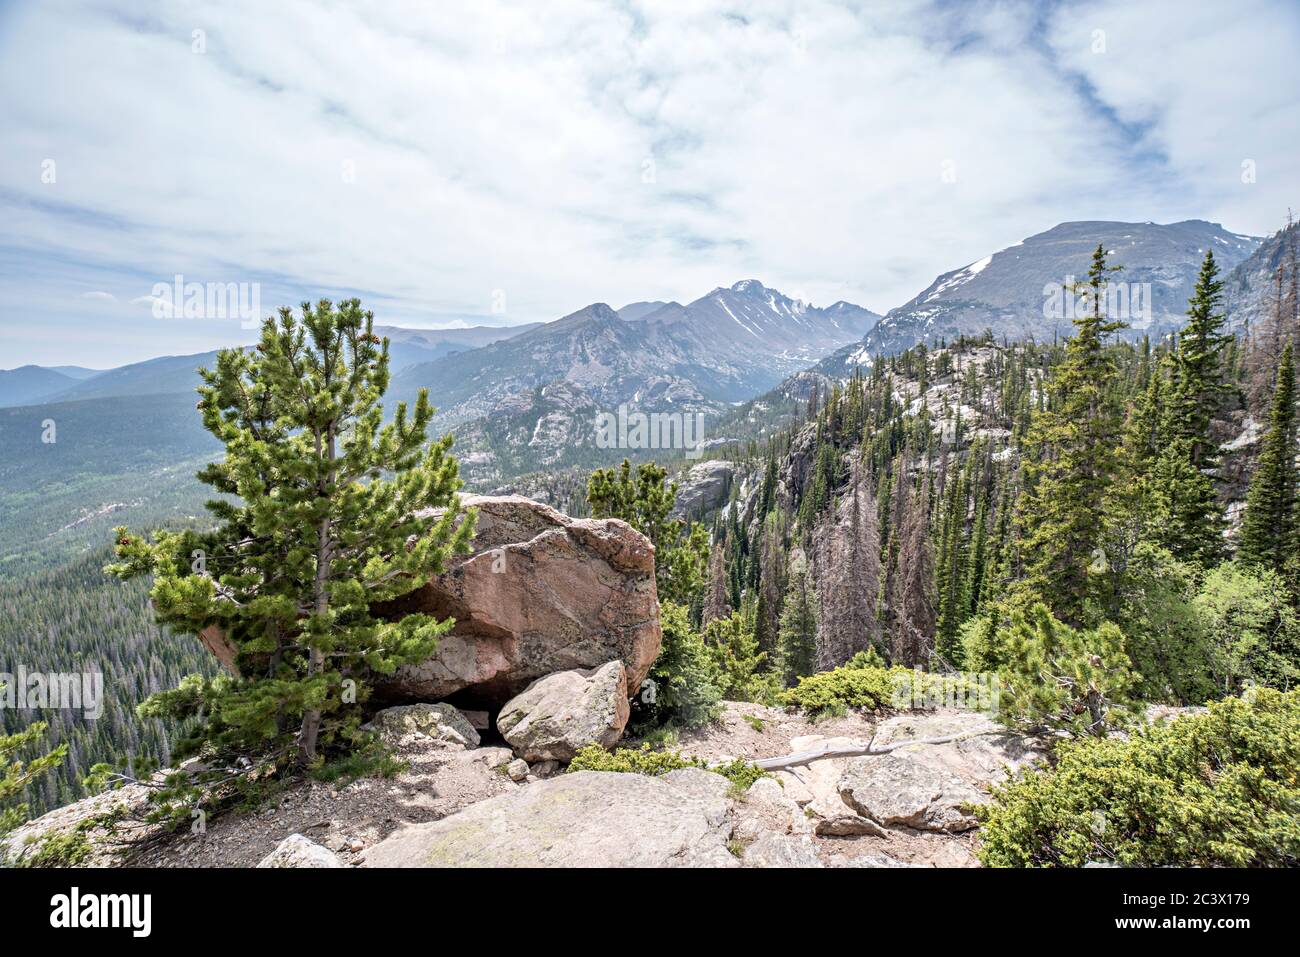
xmin=750 ymin=730 xmax=996 ymax=772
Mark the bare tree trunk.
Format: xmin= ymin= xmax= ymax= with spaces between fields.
xmin=299 ymin=420 xmax=336 ymax=765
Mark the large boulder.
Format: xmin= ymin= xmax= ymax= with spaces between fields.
xmin=373 ymin=496 xmax=661 ymax=708
xmin=362 ymin=771 xmax=737 ymax=868
xmin=497 ymin=661 xmax=630 ymax=762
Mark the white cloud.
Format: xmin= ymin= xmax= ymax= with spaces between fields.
xmin=0 ymin=0 xmax=1295 ymax=365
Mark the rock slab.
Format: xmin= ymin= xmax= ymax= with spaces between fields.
xmin=364 ymin=703 xmax=481 ymax=749
xmin=363 ymin=771 xmax=737 ymax=868
xmin=838 ymin=753 xmax=985 ymax=832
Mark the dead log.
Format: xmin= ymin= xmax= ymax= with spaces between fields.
xmin=749 ymin=729 xmax=994 ymax=772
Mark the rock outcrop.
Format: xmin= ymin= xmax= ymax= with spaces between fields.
xmin=373 ymin=496 xmax=661 ymax=708
xmin=671 ymin=460 xmax=736 ymax=518
xmin=362 ymin=771 xmax=737 ymax=868
xmin=497 ymin=661 xmax=630 ymax=762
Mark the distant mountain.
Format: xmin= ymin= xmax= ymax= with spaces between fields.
xmin=1223 ymin=220 xmax=1299 ymax=333
xmin=637 ymin=280 xmax=879 ymax=373
xmin=33 ymin=351 xmax=225 ymax=403
xmin=616 ymin=301 xmax=672 ymax=321
xmin=825 ymin=220 xmax=1261 ymax=372
xmin=0 ymin=324 xmax=539 ymax=408
xmin=390 ymin=281 xmax=877 ymax=483
xmin=377 ymin=323 xmax=543 ymax=364
xmin=46 ymin=366 xmax=101 ymax=380
xmin=0 ymin=365 xmax=79 ymax=406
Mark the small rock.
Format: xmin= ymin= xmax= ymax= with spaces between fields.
xmin=832 ymin=853 xmax=922 ymax=868
xmin=530 ymin=760 xmax=562 ymax=778
xmin=506 ymin=759 xmax=530 ymax=782
xmin=257 ymin=834 xmax=344 ymax=869
xmin=477 ymin=747 xmax=513 ymax=770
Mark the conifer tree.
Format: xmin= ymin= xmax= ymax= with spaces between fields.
xmin=108 ymin=299 xmax=475 ymax=769
xmin=1017 ymin=246 xmax=1127 ymax=623
xmin=587 ymin=459 xmax=708 ymax=604
xmin=1171 ymin=251 xmax=1232 ymax=467
xmin=776 ymin=555 xmax=819 ymax=685
xmin=1239 ymin=344 xmax=1298 ymax=571
xmin=891 ymin=472 xmax=936 ymax=666
xmin=1 ymin=717 xmax=67 ymax=845
xmin=702 ymin=540 xmax=730 ymax=625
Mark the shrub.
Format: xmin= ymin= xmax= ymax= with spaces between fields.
xmin=1195 ymin=562 xmax=1300 ymax=694
xmin=634 ymin=602 xmax=722 ymax=730
xmin=703 ymin=612 xmax=781 ymax=705
xmin=781 ymin=665 xmax=898 ymax=718
xmin=976 ymin=688 xmax=1300 ymax=867
xmin=1110 ymin=544 xmax=1214 ymax=704
xmin=780 ymin=653 xmax=982 ymax=719
xmin=996 ymin=603 xmax=1138 ymax=737
xmin=568 ymin=743 xmax=764 ymax=790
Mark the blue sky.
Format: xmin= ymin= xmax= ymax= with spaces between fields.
xmin=1 ymin=0 xmax=1297 ymax=367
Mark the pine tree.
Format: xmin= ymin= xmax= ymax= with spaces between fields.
xmin=702 ymin=539 xmax=730 ymax=625
xmin=1 ymin=718 xmax=67 ymax=846
xmin=776 ymin=554 xmax=818 ymax=685
xmin=1171 ymin=251 xmax=1232 ymax=467
xmin=1239 ymin=344 xmax=1298 ymax=571
xmin=1017 ymin=245 xmax=1127 ymax=623
xmin=812 ymin=459 xmax=881 ymax=668
xmin=108 ymin=299 xmax=475 ymax=769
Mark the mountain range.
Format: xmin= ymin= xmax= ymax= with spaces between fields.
xmin=3 ymin=217 xmax=1289 ymax=491
xmin=816 ymin=220 xmax=1261 ymax=376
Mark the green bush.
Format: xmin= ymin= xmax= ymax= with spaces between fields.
xmin=995 ymin=603 xmax=1138 ymax=737
xmin=976 ymin=688 xmax=1300 ymax=867
xmin=780 ymin=654 xmax=982 ymax=719
xmin=703 ymin=612 xmax=781 ymax=705
xmin=1195 ymin=562 xmax=1300 ymax=694
xmin=781 ymin=665 xmax=898 ymax=718
xmin=634 ymin=602 xmax=722 ymax=730
xmin=568 ymin=743 xmax=764 ymax=790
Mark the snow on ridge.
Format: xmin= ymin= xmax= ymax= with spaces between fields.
xmin=923 ymin=253 xmax=994 ymax=303
xmin=715 ymin=294 xmax=760 ymax=337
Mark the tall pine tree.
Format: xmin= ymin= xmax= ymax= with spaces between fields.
xmin=1017 ymin=245 xmax=1126 ymax=623
xmin=109 ymin=299 xmax=475 ymax=769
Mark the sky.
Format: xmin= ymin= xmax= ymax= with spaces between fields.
xmin=1 ymin=0 xmax=1297 ymax=368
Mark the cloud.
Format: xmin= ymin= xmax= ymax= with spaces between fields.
xmin=79 ymin=290 xmax=116 ymax=301
xmin=0 ymin=0 xmax=1296 ymax=365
